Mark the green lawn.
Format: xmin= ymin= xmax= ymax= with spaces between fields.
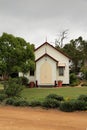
xmin=21 ymin=87 xmax=87 ymax=101
xmin=1 ymin=83 xmax=87 ymax=102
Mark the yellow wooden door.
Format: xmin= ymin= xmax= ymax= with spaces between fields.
xmin=40 ymin=62 xmax=52 ymax=84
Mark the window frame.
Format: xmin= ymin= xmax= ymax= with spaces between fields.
xmin=59 ymin=67 xmax=64 ymax=76
xmin=30 ymin=70 xmax=34 ymax=76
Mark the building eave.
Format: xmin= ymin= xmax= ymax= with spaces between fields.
xmin=35 ymin=42 xmax=71 ymax=59
xmin=35 ymin=53 xmax=58 ymax=63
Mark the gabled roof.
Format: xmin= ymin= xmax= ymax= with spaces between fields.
xmin=35 ymin=42 xmax=70 ymax=59
xmin=35 ymin=53 xmax=58 ymax=63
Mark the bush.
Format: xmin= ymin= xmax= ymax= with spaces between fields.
xmin=5 ymin=97 xmax=29 ymax=106
xmin=46 ymin=94 xmax=64 ymax=101
xmin=19 ymin=76 xmax=29 ymax=86
xmin=81 ymin=66 xmax=87 ymax=80
xmin=77 ymin=95 xmax=87 ymax=102
xmin=60 ymin=101 xmax=75 ymax=112
xmin=0 ymin=93 xmax=7 ymax=102
xmin=5 ymin=97 xmax=18 ymax=105
xmin=70 ymin=81 xmax=79 ymax=86
xmin=60 ymin=99 xmax=87 ymax=112
xmin=70 ymin=73 xmax=79 ymax=86
xmin=29 ymin=100 xmax=42 ymax=107
xmin=42 ymin=98 xmax=60 ymax=108
xmin=7 ymin=78 xmax=22 ymax=85
xmin=4 ymin=78 xmax=24 ymax=97
xmin=13 ymin=99 xmax=29 ymax=106
xmin=73 ymin=100 xmax=87 ymax=110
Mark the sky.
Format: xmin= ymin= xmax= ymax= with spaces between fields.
xmin=0 ymin=0 xmax=87 ymax=48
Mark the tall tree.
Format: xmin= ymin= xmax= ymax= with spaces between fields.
xmin=63 ymin=37 xmax=82 ymax=73
xmin=0 ymin=33 xmax=35 ymax=79
xmin=79 ymin=40 xmax=87 ymax=66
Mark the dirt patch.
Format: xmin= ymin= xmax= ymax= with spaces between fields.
xmin=0 ymin=106 xmax=87 ymax=130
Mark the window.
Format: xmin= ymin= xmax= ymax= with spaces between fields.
xmin=30 ymin=70 xmax=34 ymax=76
xmin=59 ymin=67 xmax=64 ymax=76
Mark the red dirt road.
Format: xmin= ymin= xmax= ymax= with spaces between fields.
xmin=0 ymin=106 xmax=87 ymax=130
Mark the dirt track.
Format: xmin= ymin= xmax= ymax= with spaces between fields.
xmin=0 ymin=106 xmax=87 ymax=130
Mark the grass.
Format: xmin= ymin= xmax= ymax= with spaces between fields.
xmin=1 ymin=83 xmax=87 ymax=102
xmin=21 ymin=87 xmax=87 ymax=102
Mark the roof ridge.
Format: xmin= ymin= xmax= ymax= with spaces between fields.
xmin=35 ymin=42 xmax=70 ymax=59
xmin=35 ymin=53 xmax=58 ymax=62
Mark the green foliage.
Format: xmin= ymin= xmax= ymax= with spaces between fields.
xmin=13 ymin=99 xmax=29 ymax=106
xmin=29 ymin=100 xmax=42 ymax=107
xmin=70 ymin=73 xmax=77 ymax=84
xmin=81 ymin=66 xmax=87 ymax=80
xmin=73 ymin=100 xmax=87 ymax=110
xmin=77 ymin=95 xmax=87 ymax=102
xmin=60 ymin=101 xmax=75 ymax=112
xmin=5 ymin=83 xmax=23 ymax=97
xmin=19 ymin=76 xmax=29 ymax=86
xmin=0 ymin=33 xmax=35 ymax=78
xmin=42 ymin=98 xmax=60 ymax=108
xmin=5 ymin=97 xmax=29 ymax=106
xmin=60 ymin=99 xmax=87 ymax=112
xmin=63 ymin=37 xmax=87 ymax=74
xmin=70 ymin=73 xmax=79 ymax=86
xmin=0 ymin=93 xmax=7 ymax=102
xmin=5 ymin=97 xmax=18 ymax=105
xmin=46 ymin=94 xmax=64 ymax=101
xmin=2 ymin=88 xmax=87 ymax=112
xmin=10 ymin=77 xmax=22 ymax=85
xmin=4 ymin=78 xmax=24 ymax=97
xmin=63 ymin=38 xmax=82 ymax=73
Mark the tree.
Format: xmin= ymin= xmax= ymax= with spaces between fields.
xmin=63 ymin=37 xmax=82 ymax=73
xmin=81 ymin=66 xmax=87 ymax=80
xmin=55 ymin=29 xmax=68 ymax=48
xmin=79 ymin=40 xmax=87 ymax=67
xmin=0 ymin=33 xmax=35 ymax=79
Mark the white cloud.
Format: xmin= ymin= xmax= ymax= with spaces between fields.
xmin=0 ymin=0 xmax=87 ymax=47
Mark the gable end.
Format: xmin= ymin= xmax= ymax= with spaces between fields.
xmin=35 ymin=53 xmax=58 ymax=63
xmin=35 ymin=42 xmax=70 ymax=59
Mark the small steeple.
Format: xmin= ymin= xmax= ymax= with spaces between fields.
xmin=45 ymin=36 xmax=47 ymax=42
xmin=45 ymin=36 xmax=47 ymax=54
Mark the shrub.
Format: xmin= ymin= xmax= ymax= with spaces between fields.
xmin=46 ymin=94 xmax=64 ymax=101
xmin=70 ymin=73 xmax=79 ymax=86
xmin=5 ymin=97 xmax=17 ymax=105
xmin=4 ymin=78 xmax=24 ymax=97
xmin=60 ymin=101 xmax=74 ymax=112
xmin=70 ymin=81 xmax=79 ymax=86
xmin=42 ymin=98 xmax=60 ymax=108
xmin=13 ymin=99 xmax=29 ymax=106
xmin=12 ymin=78 xmax=22 ymax=85
xmin=0 ymin=93 xmax=7 ymax=102
xmin=81 ymin=66 xmax=87 ymax=80
xmin=73 ymin=100 xmax=87 ymax=110
xmin=19 ymin=76 xmax=29 ymax=86
xmin=6 ymin=78 xmax=22 ymax=85
xmin=5 ymin=97 xmax=29 ymax=106
xmin=77 ymin=95 xmax=87 ymax=102
xmin=29 ymin=100 xmax=42 ymax=107
xmin=60 ymin=99 xmax=87 ymax=112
